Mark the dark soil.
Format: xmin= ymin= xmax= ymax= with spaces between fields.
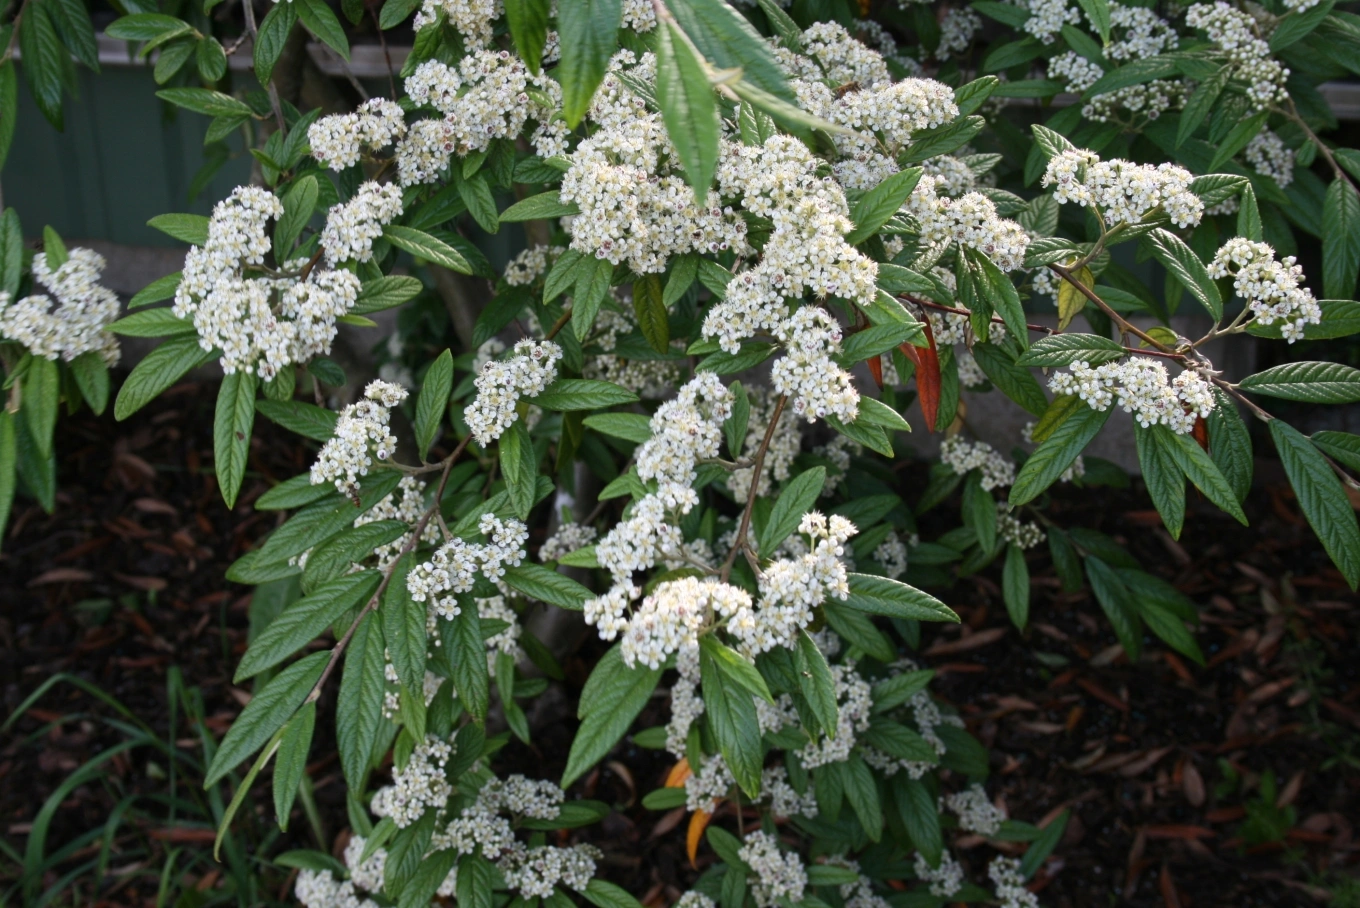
xmin=2 ymin=380 xmax=1358 ymax=907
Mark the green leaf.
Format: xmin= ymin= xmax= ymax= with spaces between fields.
xmin=1084 ymin=54 xmax=1179 ymax=97
xmin=237 ymin=572 xmax=380 ymax=681
xmin=415 ymin=349 xmax=453 ymax=457
xmin=1146 ymin=228 xmax=1221 ymax=320
xmin=557 ymin=0 xmax=623 ymax=125
xmin=105 ymin=12 xmax=189 ymax=39
xmin=1017 ymin=333 xmax=1126 ymax=366
xmin=196 ymin=35 xmax=228 ymax=81
xmin=1206 ymin=389 xmax=1252 ymax=503
xmin=1138 ymin=601 xmax=1203 ymax=664
xmin=214 ymin=372 xmax=257 ymax=508
xmin=1176 ymin=65 xmax=1230 ymax=147
xmin=633 ymin=273 xmax=670 ymax=355
xmin=205 ymin=651 xmax=327 ymax=786
xmin=1019 ymin=810 xmax=1069 ymax=878
xmin=668 ymin=0 xmax=794 ymax=104
xmin=847 ymin=168 xmax=924 ymax=246
xmin=1075 ymin=0 xmax=1110 ymax=41
xmin=397 ymin=850 xmax=458 ymax=908
xmin=971 ymin=342 xmax=1046 ymax=415
xmin=156 ymin=87 xmax=254 ymax=118
xmin=699 ymin=636 xmax=772 ymax=703
xmin=1312 ymin=430 xmax=1360 ymax=472
xmin=893 ymin=776 xmax=942 ymax=866
xmin=699 ymin=641 xmax=764 ymax=797
xmin=791 ymin=631 xmax=838 ymax=740
xmin=954 ymin=75 xmax=1000 ymax=116
xmin=294 ymin=0 xmax=349 ymax=58
xmin=382 ymin=558 xmax=426 ymax=695
xmin=534 ymin=378 xmax=639 ymax=410
xmin=1237 ymin=184 xmax=1263 ymax=243
xmin=275 ymin=175 xmax=319 ymax=257
xmin=502 ymin=562 xmax=593 ymax=610
xmin=1271 ymin=420 xmax=1360 ymax=589
xmin=337 ymin=612 xmax=386 ymax=788
xmin=69 ymin=352 xmax=109 ymax=416
xmin=129 ymin=271 xmax=183 ymax=309
xmin=41 ymin=226 xmax=67 ymax=269
xmin=843 ymin=754 xmax=883 ymax=841
xmin=665 ymin=254 xmax=700 ymax=306
xmin=584 ymin=412 xmax=652 ymax=443
xmin=871 ymin=669 xmax=935 ymax=712
xmin=458 ymin=173 xmax=499 ymax=233
xmin=354 ymin=276 xmax=424 ymax=314
xmin=499 ymin=420 xmax=536 ymax=520
xmin=499 ymin=190 xmax=578 ymax=222
xmin=449 ymin=596 xmax=489 ymax=723
xmin=1247 ymin=298 xmax=1360 ymax=341
xmin=20 ymin=357 xmax=57 ymax=459
xmin=1135 ymin=423 xmax=1184 ymax=538
xmin=378 ymin=0 xmax=420 ymax=28
xmin=147 ymin=213 xmax=211 ymax=246
xmin=843 ymin=573 xmax=959 ymax=622
xmin=505 ymin=0 xmax=551 ymax=73
xmin=1085 ymin=556 xmax=1142 ymax=657
xmin=562 ymin=646 xmax=662 ymax=789
xmin=963 ymin=471 xmax=997 ymax=554
xmin=861 ymin=719 xmax=937 ymax=762
xmin=1240 ymin=361 xmax=1360 ymax=403
xmin=857 ymin=396 xmax=912 ymax=433
xmin=19 ymin=1 xmax=65 ymax=129
xmin=757 ymin=466 xmax=825 ymax=557
xmin=1003 ymin=544 xmax=1030 ymax=629
xmin=876 ymin=263 xmax=935 ymax=294
xmin=1208 ymin=110 xmax=1268 ymax=173
xmin=1157 ymin=425 xmax=1249 ymax=525
xmin=384 ymin=225 xmax=472 ymax=274
xmin=272 ymin=701 xmax=315 ymax=830
xmin=302 ymin=521 xmax=407 ymax=594
xmin=1010 ymin=404 xmax=1111 ymax=505
xmin=965 ymin=247 xmax=1029 ymax=350
xmin=0 ymin=413 xmax=14 ymax=544
xmin=656 ymin=21 xmax=720 ymax=204
xmin=1323 ymin=177 xmax=1360 ymax=301
xmin=256 ymin=400 xmax=338 ymax=442
xmin=583 ymin=880 xmax=646 ymax=908
xmin=115 ymin=335 xmax=216 ymax=421
xmin=0 ymin=208 xmax=22 ymax=298
xmin=107 ymin=307 xmax=195 ymax=337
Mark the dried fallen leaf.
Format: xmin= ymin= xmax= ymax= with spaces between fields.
xmin=924 ymin=626 xmax=1006 ymax=656
xmin=27 ymin=568 xmax=95 ymax=587
xmin=1182 ymin=760 xmax=1205 ymax=807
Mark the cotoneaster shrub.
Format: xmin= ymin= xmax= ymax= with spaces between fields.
xmin=5 ymin=0 xmax=1360 ymax=905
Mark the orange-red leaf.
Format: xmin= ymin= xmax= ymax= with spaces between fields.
xmin=901 ymin=316 xmax=941 ymax=432
xmin=665 ymin=758 xmax=692 ymax=788
xmin=687 ymin=809 xmax=712 ymax=867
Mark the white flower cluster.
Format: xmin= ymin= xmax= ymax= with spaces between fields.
xmin=1048 ymin=358 xmax=1216 ymax=433
xmin=561 ymin=81 xmax=748 ymax=273
xmin=940 ymin=436 xmax=1016 ymax=490
xmin=914 ymin=851 xmax=965 ymax=898
xmin=827 ymin=78 xmax=959 ymax=155
xmin=499 ymin=843 xmax=600 ymax=898
xmin=874 ymin=532 xmax=909 ymax=579
xmin=1 ymin=248 xmax=120 ymax=365
xmin=464 ymin=338 xmax=562 ymax=445
xmin=478 ymin=594 xmax=523 ymax=664
xmin=1047 ymin=53 xmax=1185 ymax=123
xmin=1023 ymin=0 xmax=1082 ymax=43
xmin=666 ymin=646 xmax=704 ymax=756
xmin=1105 ymin=3 xmax=1177 ymax=60
xmin=176 ymin=186 xmax=361 ymax=380
xmin=798 ymin=22 xmax=894 ymax=87
xmin=370 ymin=734 xmax=454 ymax=827
xmin=988 ymin=857 xmax=1040 ymax=908
xmin=355 ymin=475 xmax=440 ymax=567
xmin=620 ymin=0 xmax=657 ymax=30
xmin=728 ymin=512 xmax=856 ymax=656
xmin=825 ymin=857 xmax=892 ymax=908
xmin=540 ymin=521 xmax=597 ymax=561
xmin=621 ymin=576 xmax=752 ymax=669
xmin=947 ymin=783 xmax=1006 ymax=834
xmin=704 ymin=135 xmax=876 ymax=354
xmin=998 ymin=504 xmax=1046 ymax=549
xmin=1244 ymin=129 xmax=1295 ymax=187
xmin=412 ymin=0 xmax=496 ymax=44
xmin=295 ymin=869 xmax=378 ymax=908
xmin=407 ymin=514 xmax=528 ymax=620
xmin=738 ymin=831 xmax=808 ymax=908
xmin=1209 ymin=238 xmax=1320 ymax=341
xmin=308 ymin=98 xmax=406 ymax=171
xmin=936 ymin=7 xmax=982 ymax=60
xmin=685 ymin=752 xmax=734 ymax=813
xmin=399 ymin=51 xmax=567 ymax=185
xmin=503 ymin=244 xmax=564 ymax=287
xmin=321 ymin=182 xmax=404 ymax=266
xmin=1186 ymin=2 xmax=1289 ymax=109
xmin=906 ymin=176 xmax=1030 ymax=271
xmin=772 ymin=306 xmax=860 ymax=423
xmin=674 ymin=894 xmax=716 ymax=908
xmin=311 ymin=380 xmax=407 ymax=494
xmin=764 ymin=764 xmax=820 ymax=818
xmin=1042 ymin=149 xmax=1204 ymax=228
xmin=636 ymin=371 xmax=732 ymax=510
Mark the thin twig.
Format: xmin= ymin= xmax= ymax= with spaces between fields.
xmin=239 ymin=0 xmax=286 ymax=134
xmin=303 ymin=435 xmax=471 ymax=705
xmin=902 ymin=294 xmax=1058 ymax=337
xmin=720 ymin=395 xmax=787 ymax=583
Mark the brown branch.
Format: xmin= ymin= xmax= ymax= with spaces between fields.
xmin=902 ymin=294 xmax=1057 ymax=337
xmin=239 ymin=0 xmax=286 ymax=134
xmin=720 ymin=394 xmax=787 ymax=583
xmin=303 ymin=434 xmax=471 ymax=705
